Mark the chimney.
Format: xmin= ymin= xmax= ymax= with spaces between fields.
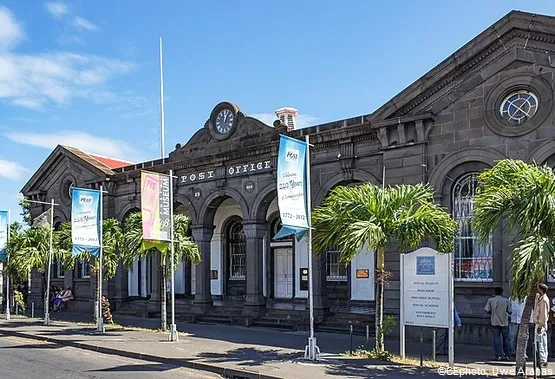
xmin=275 ymin=107 xmax=298 ymax=131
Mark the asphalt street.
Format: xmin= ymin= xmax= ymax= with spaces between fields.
xmin=0 ymin=335 xmax=221 ymax=379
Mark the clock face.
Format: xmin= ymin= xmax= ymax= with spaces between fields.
xmin=215 ymin=108 xmax=235 ymax=134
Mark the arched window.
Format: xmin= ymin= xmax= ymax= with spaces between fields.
xmin=452 ymin=173 xmax=493 ymax=281
xmin=228 ymin=220 xmax=246 ymax=280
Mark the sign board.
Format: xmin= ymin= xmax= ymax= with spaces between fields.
xmin=0 ymin=210 xmax=7 ymax=262
xmin=401 ymin=247 xmax=451 ymax=328
xmin=400 ymin=247 xmax=454 ymax=367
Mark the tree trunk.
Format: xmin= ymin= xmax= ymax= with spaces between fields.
xmin=515 ymin=286 xmax=537 ymax=374
xmin=375 ymin=248 xmax=385 ymax=351
xmin=160 ymin=261 xmax=167 ymax=331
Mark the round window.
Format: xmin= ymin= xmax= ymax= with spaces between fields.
xmin=499 ymin=90 xmax=538 ymax=125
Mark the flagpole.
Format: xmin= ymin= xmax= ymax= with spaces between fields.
xmin=304 ymin=134 xmax=319 ymax=360
xmin=5 ymin=208 xmax=10 ymax=320
xmin=168 ymin=170 xmax=178 ymax=341
xmin=159 ymin=36 xmax=165 ymax=162
xmin=98 ymin=186 xmax=104 ymax=333
xmin=44 ymin=199 xmax=54 ymax=325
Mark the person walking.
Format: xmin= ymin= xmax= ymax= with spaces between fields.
xmin=485 ymin=287 xmax=512 ymax=361
xmin=435 ymin=306 xmax=462 ymax=355
xmin=534 ymin=283 xmax=550 ymax=368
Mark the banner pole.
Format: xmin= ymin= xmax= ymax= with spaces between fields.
xmin=168 ymin=170 xmax=178 ymax=341
xmin=5 ymin=208 xmax=10 ymax=320
xmin=44 ymin=200 xmax=54 ymax=325
xmin=159 ymin=37 xmax=165 ymax=162
xmin=304 ymin=134 xmax=319 ymax=361
xmin=97 ymin=186 xmax=104 ymax=333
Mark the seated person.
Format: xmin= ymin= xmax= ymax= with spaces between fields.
xmin=53 ymin=286 xmax=73 ymax=311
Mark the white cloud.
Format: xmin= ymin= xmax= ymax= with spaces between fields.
xmin=45 ymin=2 xmax=69 ymax=18
xmin=0 ymin=6 xmax=24 ymax=51
xmin=0 ymin=159 xmax=27 ymax=180
xmin=0 ymin=6 xmax=138 ymax=111
xmin=5 ymin=130 xmax=144 ymax=162
xmin=72 ymin=16 xmax=98 ymax=31
xmin=250 ymin=112 xmax=320 ymax=129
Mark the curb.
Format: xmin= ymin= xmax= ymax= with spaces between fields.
xmin=0 ymin=328 xmax=282 ymax=379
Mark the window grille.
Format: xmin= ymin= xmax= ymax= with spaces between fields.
xmin=452 ymin=173 xmax=493 ymax=281
xmin=228 ymin=220 xmax=246 ymax=280
xmin=326 ymin=247 xmax=348 ymax=281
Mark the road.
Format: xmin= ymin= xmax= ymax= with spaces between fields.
xmin=0 ymin=335 xmax=221 ymax=379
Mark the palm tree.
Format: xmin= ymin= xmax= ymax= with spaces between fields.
xmin=312 ymin=183 xmax=457 ymax=352
xmin=472 ymin=159 xmax=555 ymax=371
xmin=121 ymin=211 xmax=200 ymax=330
xmin=56 ymin=219 xmax=123 ymax=320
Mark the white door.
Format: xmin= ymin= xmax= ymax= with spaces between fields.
xmin=274 ymin=248 xmax=293 ymax=299
xmin=191 ymin=263 xmax=196 ymax=295
xmin=350 ymin=247 xmax=375 ymax=301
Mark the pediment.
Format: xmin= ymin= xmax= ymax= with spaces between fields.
xmin=368 ymin=11 xmax=555 ymax=123
xmin=21 ymin=145 xmax=114 ymax=195
xmin=169 ymin=109 xmax=288 ymax=162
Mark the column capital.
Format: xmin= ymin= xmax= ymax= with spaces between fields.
xmin=242 ymin=220 xmax=268 ymax=239
xmin=190 ymin=224 xmax=215 ymax=242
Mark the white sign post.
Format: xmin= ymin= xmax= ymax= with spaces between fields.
xmin=400 ymin=247 xmax=454 ymax=368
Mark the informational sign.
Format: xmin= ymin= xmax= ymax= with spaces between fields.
xmin=402 ymin=247 xmax=451 ymax=328
xmin=141 ymin=171 xmax=171 ymax=241
xmin=274 ymin=135 xmax=308 ymax=240
xmin=71 ymin=188 xmax=101 ymax=256
xmin=0 ymin=210 xmax=7 ymax=262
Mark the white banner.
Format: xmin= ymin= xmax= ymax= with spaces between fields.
xmin=275 ymin=135 xmax=308 ymax=239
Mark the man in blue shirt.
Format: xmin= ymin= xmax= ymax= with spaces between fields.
xmin=436 ymin=306 xmax=462 ymax=355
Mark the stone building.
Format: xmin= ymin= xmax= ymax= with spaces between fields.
xmin=21 ymin=11 xmax=555 ymax=343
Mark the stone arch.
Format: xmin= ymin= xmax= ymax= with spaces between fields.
xmin=198 ymin=187 xmax=249 ymax=226
xmin=527 ymin=140 xmax=555 ymax=166
xmin=438 ymin=161 xmax=491 ymax=210
xmin=313 ymin=169 xmax=380 ymax=206
xmin=117 ymin=203 xmax=140 ymax=223
xmin=250 ymin=182 xmax=277 ymax=221
xmin=173 ymin=193 xmax=198 ymax=224
xmin=53 ymin=207 xmax=68 ymax=224
xmin=428 ymin=147 xmax=505 ymax=198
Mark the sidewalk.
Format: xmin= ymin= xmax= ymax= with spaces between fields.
xmin=0 ymin=312 xmax=553 ymax=378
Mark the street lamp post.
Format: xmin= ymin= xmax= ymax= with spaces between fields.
xmin=24 ymin=198 xmax=57 ymax=326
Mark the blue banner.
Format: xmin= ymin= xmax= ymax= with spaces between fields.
xmin=0 ymin=210 xmax=7 ymax=262
xmin=274 ymin=135 xmax=309 ymax=241
xmin=71 ymin=188 xmax=101 ymax=257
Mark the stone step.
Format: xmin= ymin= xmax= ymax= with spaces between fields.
xmin=251 ymin=319 xmax=295 ymax=331
xmin=196 ymin=314 xmax=232 ymax=325
xmin=317 ymin=321 xmax=373 ymax=336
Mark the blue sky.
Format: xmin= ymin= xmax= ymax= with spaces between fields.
xmin=1 ymin=0 xmax=555 ymax=221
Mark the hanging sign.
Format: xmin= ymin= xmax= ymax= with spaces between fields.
xmin=71 ymin=188 xmax=101 ymax=256
xmin=141 ymin=171 xmax=171 ymax=241
xmin=274 ymin=135 xmax=308 ymax=240
xmin=0 ymin=210 xmax=7 ymax=262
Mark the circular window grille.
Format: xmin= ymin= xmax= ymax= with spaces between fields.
xmin=499 ymin=90 xmax=538 ymax=125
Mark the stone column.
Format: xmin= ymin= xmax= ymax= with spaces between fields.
xmin=242 ymin=220 xmax=267 ymax=316
xmin=191 ymin=225 xmax=214 ymax=313
xmin=113 ymin=262 xmax=128 ymax=311
xmin=147 ymin=252 xmax=161 ymax=314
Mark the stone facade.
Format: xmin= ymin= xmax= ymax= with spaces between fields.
xmin=21 ymin=11 xmax=555 ymax=343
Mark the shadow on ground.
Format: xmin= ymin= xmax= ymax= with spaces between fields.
xmin=89 ymin=363 xmax=177 ymax=373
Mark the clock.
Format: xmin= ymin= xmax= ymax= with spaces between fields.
xmin=209 ymin=102 xmax=240 ymax=140
xmin=215 ymin=108 xmax=235 ymax=134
